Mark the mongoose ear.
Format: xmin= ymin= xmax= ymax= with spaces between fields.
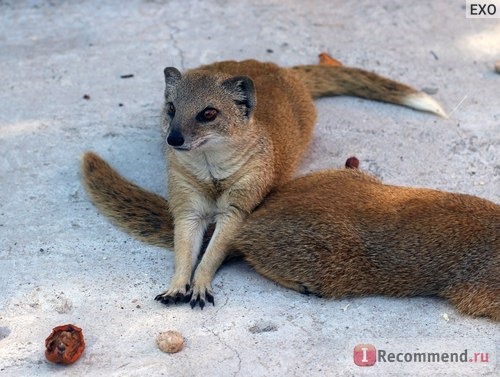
xmin=221 ymin=76 xmax=256 ymax=117
xmin=163 ymin=67 xmax=182 ymax=96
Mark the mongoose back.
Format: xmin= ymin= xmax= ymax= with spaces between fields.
xmin=86 ymin=57 xmax=445 ymax=308
xmin=81 ymin=153 xmax=499 ymax=321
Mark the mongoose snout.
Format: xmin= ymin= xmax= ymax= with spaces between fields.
xmin=166 ymin=129 xmax=185 ymax=148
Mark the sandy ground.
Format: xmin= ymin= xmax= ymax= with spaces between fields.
xmin=0 ymin=0 xmax=498 ymax=376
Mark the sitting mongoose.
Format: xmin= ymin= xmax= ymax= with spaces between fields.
xmin=85 ymin=58 xmax=445 ymax=308
xmin=81 ymin=153 xmax=499 ymax=321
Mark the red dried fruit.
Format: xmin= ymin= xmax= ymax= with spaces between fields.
xmin=45 ymin=324 xmax=85 ymax=364
xmin=318 ymin=52 xmax=343 ymax=67
xmin=345 ymin=156 xmax=360 ymax=169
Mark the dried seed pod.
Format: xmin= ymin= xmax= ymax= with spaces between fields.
xmin=156 ymin=330 xmax=184 ymax=353
xmin=318 ymin=52 xmax=343 ymax=67
xmin=45 ymin=324 xmax=85 ymax=364
xmin=345 ymin=156 xmax=360 ymax=169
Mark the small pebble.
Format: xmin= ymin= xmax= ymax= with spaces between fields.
xmin=156 ymin=330 xmax=184 ymax=353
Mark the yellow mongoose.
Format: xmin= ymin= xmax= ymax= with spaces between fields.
xmin=85 ymin=58 xmax=445 ymax=308
xmin=82 ymin=153 xmax=499 ymax=320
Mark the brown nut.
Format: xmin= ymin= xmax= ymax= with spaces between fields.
xmin=45 ymin=324 xmax=85 ymax=364
xmin=156 ymin=330 xmax=184 ymax=353
xmin=345 ymin=156 xmax=360 ymax=169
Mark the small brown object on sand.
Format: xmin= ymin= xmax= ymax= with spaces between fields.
xmin=495 ymin=61 xmax=500 ymax=74
xmin=45 ymin=324 xmax=85 ymax=364
xmin=318 ymin=52 xmax=343 ymax=66
xmin=156 ymin=330 xmax=184 ymax=353
xmin=345 ymin=156 xmax=360 ymax=169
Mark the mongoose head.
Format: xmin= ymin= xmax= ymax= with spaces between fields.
xmin=161 ymin=67 xmax=256 ymax=152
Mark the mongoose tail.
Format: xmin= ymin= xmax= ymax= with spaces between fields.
xmin=81 ymin=152 xmax=175 ymax=248
xmin=291 ymin=65 xmax=447 ymax=117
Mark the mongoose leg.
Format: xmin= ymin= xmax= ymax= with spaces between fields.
xmin=155 ymin=217 xmax=208 ymax=304
xmin=190 ymin=208 xmax=245 ymax=309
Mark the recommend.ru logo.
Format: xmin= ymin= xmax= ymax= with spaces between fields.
xmin=354 ymin=343 xmax=491 ymax=367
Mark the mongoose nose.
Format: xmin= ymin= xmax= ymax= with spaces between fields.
xmin=167 ymin=130 xmax=185 ymax=147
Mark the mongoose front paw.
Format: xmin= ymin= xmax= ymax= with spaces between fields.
xmin=154 ymin=283 xmax=192 ymax=305
xmin=189 ymin=285 xmax=215 ymax=310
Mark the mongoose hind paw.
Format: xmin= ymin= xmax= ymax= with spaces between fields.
xmin=300 ymin=284 xmax=323 ymax=298
xmin=300 ymin=285 xmax=311 ymax=296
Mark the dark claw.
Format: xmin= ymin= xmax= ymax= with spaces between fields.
xmin=206 ymin=292 xmax=215 ymax=306
xmin=159 ymin=296 xmax=172 ymax=305
xmin=154 ymin=294 xmax=163 ymax=301
xmin=185 ymin=284 xmax=190 ymax=292
xmin=155 ymin=293 xmax=171 ymax=304
xmin=183 ymin=291 xmax=193 ymax=303
xmin=189 ymin=294 xmax=206 ymax=309
xmin=175 ymin=293 xmax=184 ymax=303
xmin=190 ymin=295 xmax=199 ymax=309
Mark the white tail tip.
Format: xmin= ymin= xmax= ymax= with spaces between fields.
xmin=403 ymin=92 xmax=448 ymax=118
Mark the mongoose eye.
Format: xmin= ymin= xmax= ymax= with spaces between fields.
xmin=197 ymin=107 xmax=218 ymax=122
xmin=167 ymin=102 xmax=175 ymax=117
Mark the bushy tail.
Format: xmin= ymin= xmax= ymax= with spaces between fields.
xmin=291 ymin=65 xmax=446 ymax=117
xmin=81 ymin=152 xmax=175 ymax=248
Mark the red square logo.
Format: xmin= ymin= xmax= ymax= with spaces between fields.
xmin=353 ymin=344 xmax=377 ymax=366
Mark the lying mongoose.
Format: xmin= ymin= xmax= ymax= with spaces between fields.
xmin=81 ymin=153 xmax=499 ymax=321
xmin=85 ymin=58 xmax=445 ymax=308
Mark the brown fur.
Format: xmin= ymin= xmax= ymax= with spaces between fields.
xmin=156 ymin=59 xmax=445 ymax=308
xmin=81 ymin=152 xmax=174 ymax=248
xmin=81 ymin=153 xmax=499 ymax=321
xmin=159 ymin=60 xmax=318 ymax=307
xmin=85 ymin=58 xmax=445 ymax=308
xmin=293 ymin=65 xmax=416 ymax=101
xmin=235 ymin=169 xmax=499 ymax=321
